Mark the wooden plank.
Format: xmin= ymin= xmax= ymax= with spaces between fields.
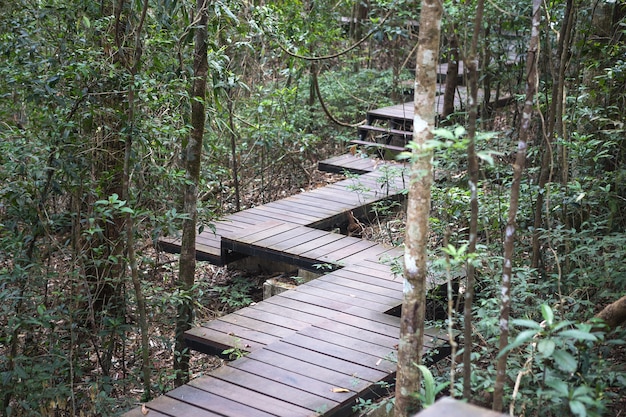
xmin=263 ymin=229 xmax=330 ymax=253
xmin=317 ymin=154 xmax=378 ymax=174
xmin=331 ymin=267 xmax=404 ymax=291
xmin=185 ymin=326 xmax=265 ymax=353
xmin=303 ymin=277 xmax=400 ymax=306
xmin=229 ymin=357 xmax=357 ymax=403
xmin=210 ymin=365 xmax=339 ymax=413
xmin=262 ymin=294 xmax=341 ymax=319
xmin=142 ymin=394 xmax=223 ymax=417
xmin=248 ymin=204 xmax=321 ymax=224
xmin=286 ymin=233 xmax=346 ymax=256
xmin=188 ymin=376 xmax=314 ymax=417
xmin=338 ymin=243 xmax=393 ymax=265
xmin=265 ymin=341 xmax=389 ymax=383
xmin=232 ymin=307 xmax=311 ymax=331
xmin=266 ymin=200 xmax=342 ymax=220
xmin=312 ymin=318 xmax=399 ymax=348
xmin=167 ymin=385 xmax=276 ymax=417
xmin=280 ymin=196 xmax=341 ymax=215
xmin=305 ymin=187 xmax=369 ymax=206
xmin=246 ymin=300 xmax=327 ymax=326
xmin=217 ymin=314 xmax=298 ymax=339
xmin=349 ymin=140 xmax=408 ymax=152
xmin=227 ymin=221 xmax=297 ymax=244
xmin=200 ymin=319 xmax=281 ymax=346
xmin=317 ymin=273 xmax=402 ymax=300
xmin=289 ymin=193 xmax=355 ymax=212
xmin=298 ymin=237 xmax=365 ymax=261
xmin=294 ymin=283 xmax=394 ymax=311
xmin=282 ymin=333 xmax=397 ymax=373
xmin=262 ymin=295 xmax=401 ymax=337
xmin=245 ymin=348 xmax=372 ymax=392
xmin=222 ymin=211 xmax=268 ymax=226
xmin=236 ymin=225 xmax=315 ymax=249
xmin=297 ymin=325 xmax=398 ymax=359
xmin=274 ymin=289 xmax=348 ymax=312
xmin=317 ymin=240 xmax=380 ymax=264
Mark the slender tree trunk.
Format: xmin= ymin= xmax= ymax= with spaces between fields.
xmin=174 ymin=0 xmax=209 ymax=387
xmin=463 ymin=0 xmax=484 ymax=401
xmin=228 ymin=93 xmax=241 ymax=211
xmin=492 ymin=0 xmax=541 ymax=411
xmin=442 ymin=26 xmax=459 ymax=120
xmin=531 ymin=0 xmax=575 ymax=269
xmin=393 ymin=1 xmax=442 ymax=415
xmin=124 ymin=0 xmax=151 ymax=399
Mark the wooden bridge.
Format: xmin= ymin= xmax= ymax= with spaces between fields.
xmin=123 ymin=150 xmax=454 ymax=417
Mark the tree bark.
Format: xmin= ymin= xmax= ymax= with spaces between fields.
xmin=463 ymin=0 xmax=484 ymax=401
xmin=393 ymin=1 xmax=442 ymax=416
xmin=492 ymin=0 xmax=541 ymax=411
xmin=531 ymin=0 xmax=575 ymax=269
xmin=442 ymin=29 xmax=459 ymax=120
xmin=174 ymin=0 xmax=209 ymax=387
xmin=594 ymin=295 xmax=626 ymax=330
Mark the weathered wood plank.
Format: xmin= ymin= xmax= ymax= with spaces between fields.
xmin=229 ymin=357 xmax=357 ymax=403
xmin=302 ymin=277 xmax=400 ymax=306
xmin=188 ymin=376 xmax=314 ymax=417
xmin=143 ymin=394 xmax=223 ymax=417
xmin=167 ymin=385 xmax=276 ymax=417
xmin=282 ymin=333 xmax=397 ymax=373
xmin=211 ymin=365 xmax=340 ymax=413
xmin=265 ymin=341 xmax=389 ymax=383
xmin=245 ymin=348 xmax=372 ymax=392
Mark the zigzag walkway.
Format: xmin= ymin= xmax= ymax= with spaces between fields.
xmin=124 ymin=154 xmax=450 ymax=417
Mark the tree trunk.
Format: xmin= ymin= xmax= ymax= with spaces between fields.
xmin=492 ymin=0 xmax=541 ymax=411
xmin=393 ymin=1 xmax=442 ymax=415
xmin=531 ymin=0 xmax=575 ymax=270
xmin=442 ymin=30 xmax=459 ymax=120
xmin=174 ymin=0 xmax=209 ymax=387
xmin=594 ymin=295 xmax=626 ymax=330
xmin=463 ymin=0 xmax=485 ymax=401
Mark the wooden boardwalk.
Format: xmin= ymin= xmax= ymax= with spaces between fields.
xmin=123 ymin=155 xmax=450 ymax=417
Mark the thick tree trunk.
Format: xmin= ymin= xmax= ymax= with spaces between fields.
xmin=595 ymin=295 xmax=626 ymax=330
xmin=174 ymin=0 xmax=209 ymax=387
xmin=463 ymin=0 xmax=484 ymax=401
xmin=393 ymin=1 xmax=442 ymax=416
xmin=492 ymin=0 xmax=541 ymax=411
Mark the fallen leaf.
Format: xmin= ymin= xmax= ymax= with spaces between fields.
xmin=331 ymin=387 xmax=350 ymax=393
xmin=141 ymin=404 xmax=149 ymax=415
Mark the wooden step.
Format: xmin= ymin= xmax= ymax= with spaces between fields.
xmin=349 ymin=139 xmax=408 ymax=153
xmin=358 ymin=124 xmax=412 ymax=138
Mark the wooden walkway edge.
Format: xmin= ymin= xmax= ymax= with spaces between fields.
xmin=123 ymin=154 xmax=450 ymax=416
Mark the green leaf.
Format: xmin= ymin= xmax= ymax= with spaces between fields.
xmin=552 ymin=349 xmax=578 ymax=373
xmin=557 ymin=329 xmax=598 ymax=342
xmin=569 ymin=400 xmax=587 ymax=417
xmin=432 ymin=128 xmax=456 ymax=140
xmin=511 ymin=318 xmax=542 ymax=330
xmin=537 ymin=339 xmax=556 ymax=358
xmin=545 ymin=378 xmax=569 ymax=396
xmin=499 ymin=329 xmax=537 ymax=356
xmin=476 ymin=151 xmax=495 ymax=166
xmin=416 ymin=364 xmax=436 ymax=407
xmin=541 ymin=304 xmax=554 ymax=326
